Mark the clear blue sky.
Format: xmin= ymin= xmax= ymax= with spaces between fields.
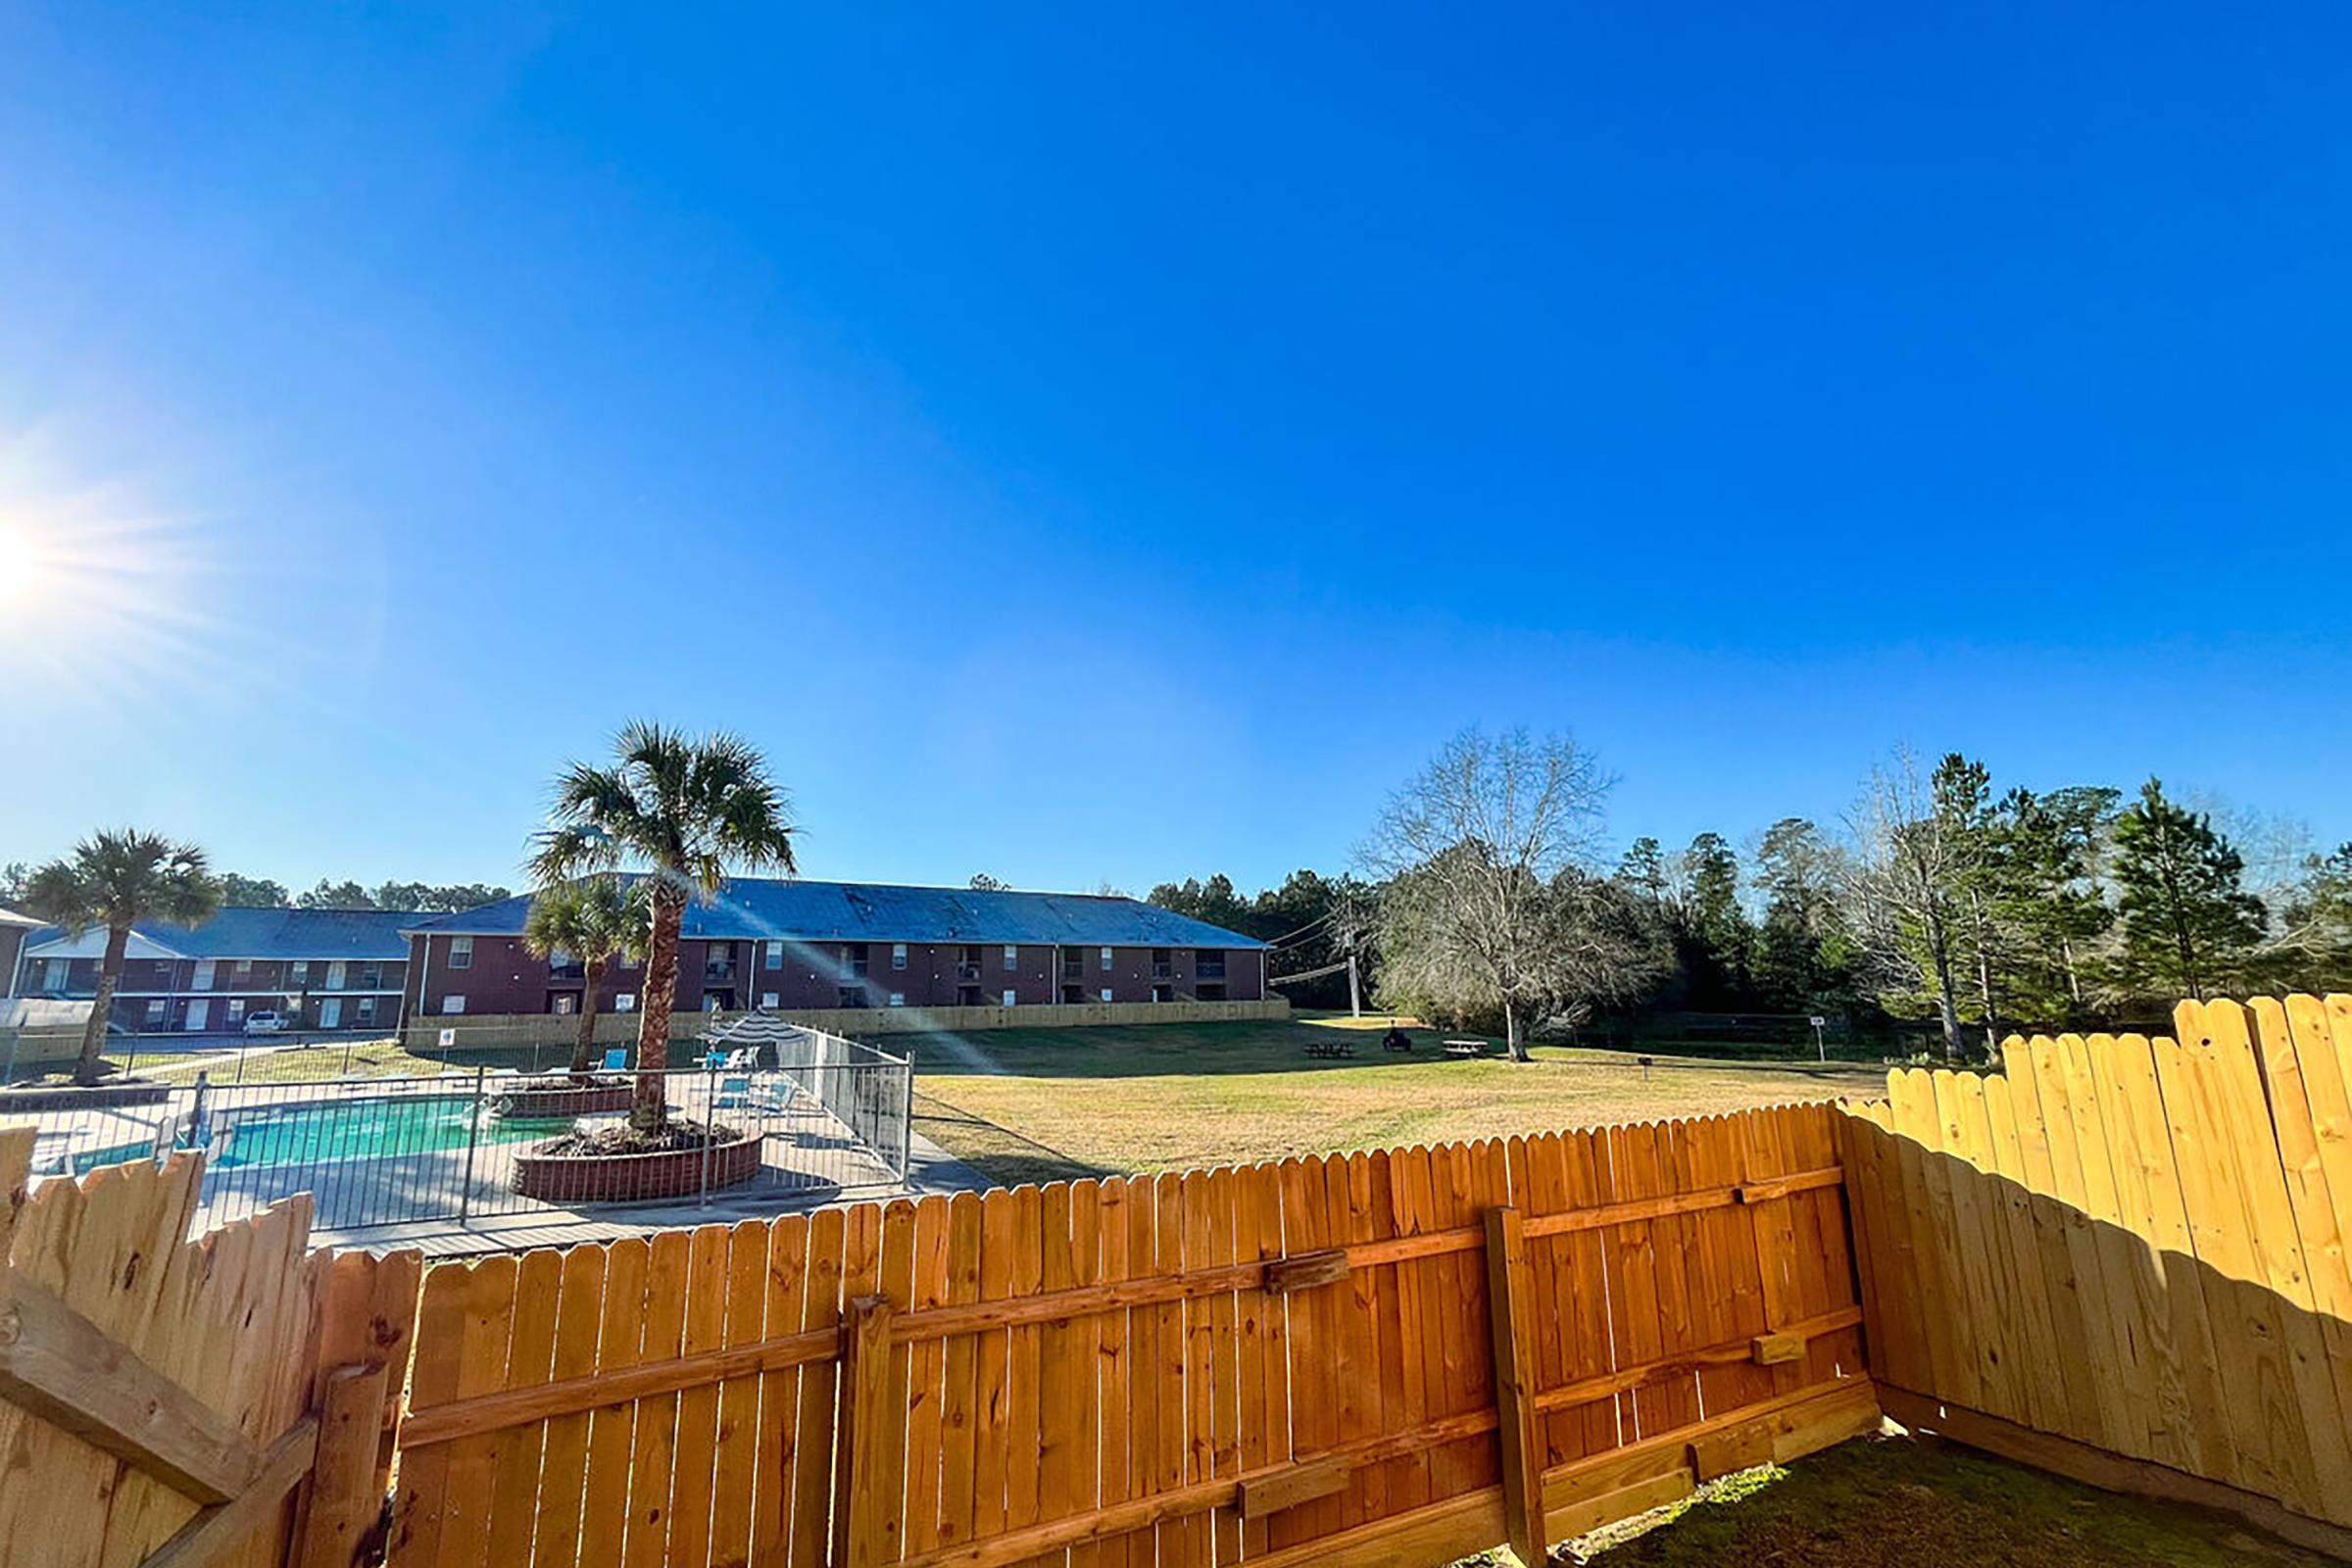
xmin=3 ymin=4 xmax=2349 ymax=895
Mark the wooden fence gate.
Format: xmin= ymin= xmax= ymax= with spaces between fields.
xmin=1841 ymin=996 xmax=2352 ymax=1559
xmin=385 ymin=1102 xmax=1874 ymax=1568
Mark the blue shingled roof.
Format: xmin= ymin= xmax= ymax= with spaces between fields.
xmin=23 ymin=906 xmax=416 ymax=960
xmin=405 ymin=878 xmax=1268 ymax=950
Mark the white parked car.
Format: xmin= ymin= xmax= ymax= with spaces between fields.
xmin=242 ymin=1010 xmax=290 ymax=1035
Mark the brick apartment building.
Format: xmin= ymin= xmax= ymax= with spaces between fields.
xmin=9 ymin=907 xmax=415 ymax=1034
xmin=402 ymin=878 xmax=1268 ymax=1022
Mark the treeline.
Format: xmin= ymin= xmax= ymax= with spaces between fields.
xmin=0 ymin=863 xmax=511 ymax=915
xmin=1152 ymin=742 xmax=2352 ymax=1060
xmin=1146 ymin=870 xmax=1376 ymax=1010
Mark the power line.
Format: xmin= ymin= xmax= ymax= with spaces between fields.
xmin=1260 ymin=909 xmax=1338 ymax=949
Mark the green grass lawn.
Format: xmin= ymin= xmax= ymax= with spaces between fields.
xmin=1542 ymin=1429 xmax=2334 ymax=1567
xmin=904 ymin=1016 xmax=1886 ymax=1187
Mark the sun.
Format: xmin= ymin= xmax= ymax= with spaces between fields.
xmin=0 ymin=515 xmax=49 ymax=609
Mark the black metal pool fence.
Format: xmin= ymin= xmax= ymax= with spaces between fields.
xmin=12 ymin=1027 xmax=913 ymax=1232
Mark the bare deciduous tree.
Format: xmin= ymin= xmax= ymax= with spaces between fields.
xmin=1360 ymin=726 xmax=1621 ymax=1061
xmin=1843 ymin=746 xmax=1970 ymax=1058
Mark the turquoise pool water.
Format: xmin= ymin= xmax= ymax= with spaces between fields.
xmin=214 ymin=1097 xmax=559 ymax=1168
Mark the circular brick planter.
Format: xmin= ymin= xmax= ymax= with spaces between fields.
xmin=492 ymin=1080 xmax=634 ymax=1120
xmin=512 ymin=1128 xmax=760 ymax=1203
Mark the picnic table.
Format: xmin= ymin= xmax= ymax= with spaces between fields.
xmin=1442 ymin=1039 xmax=1490 ymax=1059
xmin=1302 ymin=1038 xmax=1356 ymax=1059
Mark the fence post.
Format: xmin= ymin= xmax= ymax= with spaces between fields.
xmin=1484 ymin=1204 xmax=1547 ymax=1568
xmin=896 ymin=1059 xmax=913 ymax=1180
xmin=701 ymin=1054 xmax=717 ymax=1204
xmin=832 ymin=1296 xmax=895 ymax=1568
xmin=458 ymin=1065 xmax=485 ymax=1222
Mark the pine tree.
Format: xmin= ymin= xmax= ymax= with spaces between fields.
xmin=2110 ymin=777 xmax=2266 ymax=1003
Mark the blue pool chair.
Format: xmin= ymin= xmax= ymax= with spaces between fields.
xmin=601 ymin=1048 xmax=628 ymax=1072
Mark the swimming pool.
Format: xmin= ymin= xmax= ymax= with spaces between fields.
xmin=213 ymin=1095 xmax=561 ymax=1169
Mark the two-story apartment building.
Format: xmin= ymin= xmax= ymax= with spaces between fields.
xmin=11 ymin=907 xmax=416 ymax=1034
xmin=401 ymin=879 xmax=1268 ymax=1021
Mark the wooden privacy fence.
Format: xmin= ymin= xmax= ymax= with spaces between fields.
xmin=0 ymin=1128 xmax=419 ymax=1568
xmin=386 ymin=1102 xmax=1874 ymax=1568
xmin=1841 ymin=995 xmax=2352 ymax=1558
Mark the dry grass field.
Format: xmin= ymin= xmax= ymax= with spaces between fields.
xmin=901 ymin=1015 xmax=1884 ymax=1187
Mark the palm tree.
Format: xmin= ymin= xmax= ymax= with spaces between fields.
xmin=528 ymin=723 xmax=797 ymax=1133
xmin=24 ymin=830 xmax=222 ymax=1086
xmin=521 ymin=876 xmax=646 ymax=1076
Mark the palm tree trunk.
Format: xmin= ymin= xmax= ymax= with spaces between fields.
xmin=634 ymin=882 xmax=687 ymax=1132
xmin=570 ymin=956 xmax=604 ymax=1077
xmin=77 ymin=924 xmax=130 ymax=1086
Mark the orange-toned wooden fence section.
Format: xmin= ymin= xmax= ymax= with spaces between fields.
xmin=1839 ymin=995 xmax=2352 ymax=1558
xmin=0 ymin=1129 xmax=418 ymax=1568
xmin=385 ymin=1103 xmax=1874 ymax=1568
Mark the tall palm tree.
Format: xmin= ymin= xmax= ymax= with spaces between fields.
xmin=24 ymin=830 xmax=222 ymax=1086
xmin=528 ymin=723 xmax=797 ymax=1132
xmin=521 ymin=876 xmax=647 ymax=1076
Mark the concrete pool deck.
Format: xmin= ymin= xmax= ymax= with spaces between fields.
xmin=312 ymin=1127 xmax=993 ymax=1255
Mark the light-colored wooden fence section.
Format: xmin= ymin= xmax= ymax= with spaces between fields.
xmin=0 ymin=1130 xmax=420 ymax=1568
xmin=387 ymin=1103 xmax=1875 ymax=1568
xmin=1840 ymin=995 xmax=2352 ymax=1554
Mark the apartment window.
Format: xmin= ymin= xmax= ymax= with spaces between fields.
xmin=145 ymin=999 xmax=167 ymax=1026
xmin=1002 ymin=989 xmax=1018 ymax=1006
xmin=846 ymin=943 xmax=869 ymax=977
xmin=1195 ymin=949 xmax=1226 ymax=980
xmin=889 ymin=993 xmax=905 ymax=1007
xmin=891 ymin=942 xmax=907 ymax=970
xmin=764 ymin=941 xmax=784 ymax=970
xmin=356 ymin=997 xmax=377 ymax=1025
xmin=1101 ymin=988 xmax=1114 ymax=1004
xmin=1151 ymin=949 xmax=1173 ymax=979
xmin=1003 ymin=945 xmax=1017 ymax=971
xmin=442 ymin=996 xmax=466 ymax=1015
xmin=837 ymin=987 xmax=865 ymax=1008
xmin=227 ymin=999 xmax=247 ymax=1020
xmin=234 ymin=957 xmax=254 ymax=976
xmin=288 ymin=960 xmax=311 ymax=988
xmin=614 ymin=993 xmax=637 ymax=1012
xmin=760 ymin=992 xmax=779 ymax=1008
xmin=41 ymin=958 xmax=70 ymax=992
xmin=448 ymin=936 xmax=473 ymax=971
xmin=1101 ymin=946 xmax=1113 ymax=972
xmin=552 ymin=995 xmax=577 ymax=1015
xmin=358 ymin=964 xmax=382 ymax=990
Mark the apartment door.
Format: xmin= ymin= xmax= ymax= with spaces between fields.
xmin=191 ymin=959 xmax=216 ymax=992
xmin=184 ymin=998 xmax=210 ymax=1031
xmin=319 ymin=998 xmax=342 ymax=1028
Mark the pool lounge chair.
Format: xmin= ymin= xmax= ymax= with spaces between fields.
xmin=714 ymin=1073 xmax=754 ymax=1108
xmin=602 ymin=1048 xmax=629 ymax=1071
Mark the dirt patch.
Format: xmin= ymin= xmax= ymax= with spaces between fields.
xmin=528 ymin=1116 xmax=740 ymax=1158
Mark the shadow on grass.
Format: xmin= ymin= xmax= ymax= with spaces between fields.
xmin=895 ymin=1020 xmax=1891 ymax=1087
xmin=910 ymin=1092 xmax=1110 ymax=1187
